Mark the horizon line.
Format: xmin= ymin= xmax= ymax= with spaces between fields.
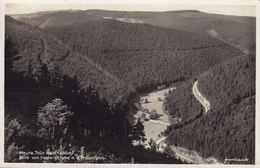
xmin=5 ymin=4 xmax=256 ymax=17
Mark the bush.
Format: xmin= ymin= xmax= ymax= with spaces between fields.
xmin=140 ymin=113 xmax=146 ymax=119
xmin=149 ymin=110 xmax=159 ymax=120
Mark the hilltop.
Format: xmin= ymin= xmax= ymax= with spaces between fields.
xmin=11 ymin=9 xmax=255 ymax=53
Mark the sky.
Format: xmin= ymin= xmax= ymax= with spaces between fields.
xmin=4 ymin=0 xmax=257 ymax=17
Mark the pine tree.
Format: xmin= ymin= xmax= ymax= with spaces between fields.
xmin=37 ymin=98 xmax=74 ymax=142
xmin=130 ymin=119 xmax=146 ymax=144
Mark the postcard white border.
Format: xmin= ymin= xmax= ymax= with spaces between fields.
xmin=0 ymin=0 xmax=259 ymax=168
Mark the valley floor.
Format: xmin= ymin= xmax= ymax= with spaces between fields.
xmin=129 ymin=86 xmax=175 ymax=145
xmin=129 ymin=81 xmax=221 ymax=164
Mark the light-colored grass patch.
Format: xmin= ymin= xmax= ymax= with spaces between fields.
xmin=132 ymin=86 xmax=176 ymax=144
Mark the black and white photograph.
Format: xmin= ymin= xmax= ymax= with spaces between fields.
xmin=2 ymin=0 xmax=257 ymax=165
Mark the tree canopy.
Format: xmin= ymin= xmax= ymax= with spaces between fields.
xmin=37 ymin=98 xmax=74 ymax=141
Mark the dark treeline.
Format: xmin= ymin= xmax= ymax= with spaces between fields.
xmin=163 ymin=80 xmax=203 ymax=126
xmin=5 ymin=38 xmax=126 ymax=162
xmin=164 ymin=54 xmax=255 ymax=163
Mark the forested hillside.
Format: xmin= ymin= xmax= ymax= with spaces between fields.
xmin=123 ymin=10 xmax=256 ymax=54
xmin=164 ymin=54 xmax=255 ymax=163
xmin=46 ymin=20 xmax=243 ymax=103
xmin=5 ymin=16 xmax=131 ymax=104
xmin=6 ymin=15 xmax=243 ymax=104
xmin=5 ymin=18 xmax=183 ymax=163
xmin=13 ymin=9 xmax=256 ymax=54
xmin=163 ymin=80 xmax=203 ymax=125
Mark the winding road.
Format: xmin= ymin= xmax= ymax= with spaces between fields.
xmin=192 ymin=81 xmax=210 ymax=113
xmin=156 ymin=137 xmax=194 ymax=163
